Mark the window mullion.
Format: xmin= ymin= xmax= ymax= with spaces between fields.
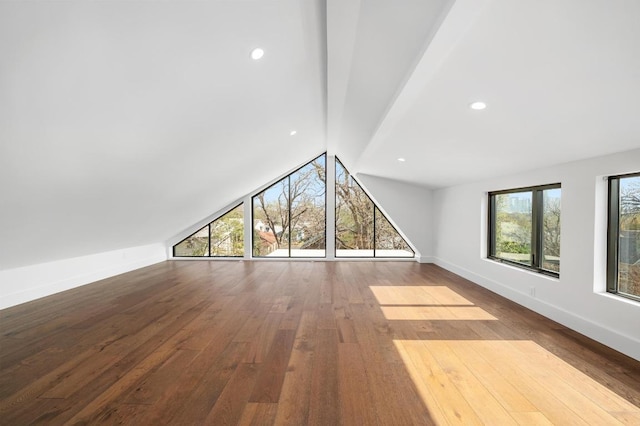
xmin=532 ymin=189 xmax=542 ymax=268
xmin=607 ymin=178 xmax=620 ymax=293
xmin=288 ymin=175 xmax=292 ymax=258
xmin=489 ymin=194 xmax=496 ymax=257
xmin=373 ymin=207 xmax=377 ymax=258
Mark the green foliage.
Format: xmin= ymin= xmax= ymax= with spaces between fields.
xmin=174 ymin=205 xmax=244 ymax=257
xmin=252 ymin=229 xmax=266 ymax=256
xmin=174 ymin=236 xmax=209 ymax=256
xmin=208 ymin=205 xmax=244 ymax=256
xmin=211 ymin=217 xmax=243 ymax=256
xmin=497 ymin=240 xmax=530 ymax=254
xmin=621 ymin=213 xmax=640 ymax=231
xmin=494 ymin=194 xmax=533 ymax=260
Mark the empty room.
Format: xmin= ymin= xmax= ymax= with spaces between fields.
xmin=1 ymin=0 xmax=639 ymax=424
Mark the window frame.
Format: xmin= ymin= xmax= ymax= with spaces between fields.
xmin=173 ymin=153 xmax=416 ymax=261
xmin=172 ymin=203 xmax=244 ymax=258
xmin=607 ymin=171 xmax=640 ymax=302
xmin=251 ymin=153 xmax=327 ymax=258
xmin=335 ymin=157 xmax=415 ymax=259
xmin=488 ymin=183 xmax=561 ymax=277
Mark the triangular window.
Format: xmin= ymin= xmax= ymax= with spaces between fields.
xmin=173 ymin=154 xmax=414 ymax=259
xmin=173 ymin=204 xmax=244 ymax=257
xmin=336 ymin=158 xmax=414 ymax=258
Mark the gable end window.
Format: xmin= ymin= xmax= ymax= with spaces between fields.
xmin=488 ymin=184 xmax=561 ymax=276
xmin=335 ymin=158 xmax=414 ymax=258
xmin=172 ymin=153 xmax=416 ymax=260
xmin=607 ymin=172 xmax=640 ymax=301
xmin=173 ymin=204 xmax=245 ymax=257
xmin=252 ymin=153 xmax=326 ymax=258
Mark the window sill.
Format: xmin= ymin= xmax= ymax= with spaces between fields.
xmin=485 ymin=257 xmax=560 ymax=280
xmin=598 ymin=291 xmax=640 ymax=305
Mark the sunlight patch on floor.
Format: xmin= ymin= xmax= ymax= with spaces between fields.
xmin=370 ymin=286 xmax=495 ymax=320
xmin=380 ymin=306 xmax=497 ymax=321
xmin=394 ymin=339 xmax=640 ymax=425
xmin=370 ymin=286 xmax=474 ymax=306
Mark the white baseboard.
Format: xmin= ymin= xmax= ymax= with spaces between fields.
xmin=0 ymin=243 xmax=167 ymax=310
xmin=432 ymin=257 xmax=640 ymax=362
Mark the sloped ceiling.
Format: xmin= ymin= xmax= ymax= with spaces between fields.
xmin=0 ymin=0 xmax=326 ymax=269
xmin=354 ymin=0 xmax=640 ymax=187
xmin=1 ymin=0 xmax=639 ymax=269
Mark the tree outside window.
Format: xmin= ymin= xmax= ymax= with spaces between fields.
xmin=608 ymin=173 xmax=640 ymax=300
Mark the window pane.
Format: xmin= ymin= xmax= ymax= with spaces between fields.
xmin=375 ymin=207 xmax=414 ymax=257
xmin=253 ymin=177 xmax=290 ymax=257
xmin=210 ymin=204 xmax=244 ymax=257
xmin=494 ymin=192 xmax=532 ymax=266
xmin=335 ymin=159 xmax=374 ymax=257
xmin=174 ymin=225 xmax=209 ymax=256
xmin=290 ymin=154 xmax=326 ymax=257
xmin=542 ymin=188 xmax=561 ymax=272
xmin=252 ymin=154 xmax=327 ymax=258
xmin=618 ymin=175 xmax=640 ymax=298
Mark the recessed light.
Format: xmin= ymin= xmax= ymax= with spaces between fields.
xmin=470 ymin=101 xmax=487 ymax=110
xmin=290 ymin=130 xmax=297 ymax=136
xmin=397 ymin=158 xmax=406 ymax=162
xmin=250 ymin=48 xmax=264 ymax=60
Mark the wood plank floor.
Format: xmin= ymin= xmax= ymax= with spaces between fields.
xmin=1 ymin=261 xmax=639 ymax=425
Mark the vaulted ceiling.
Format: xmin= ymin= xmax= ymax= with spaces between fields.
xmin=1 ymin=0 xmax=639 ymax=269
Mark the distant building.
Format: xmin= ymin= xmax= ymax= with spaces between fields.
xmin=508 ymin=196 xmax=532 ymax=214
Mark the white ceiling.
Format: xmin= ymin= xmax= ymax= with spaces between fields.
xmin=354 ymin=0 xmax=640 ymax=188
xmin=1 ymin=0 xmax=639 ymax=269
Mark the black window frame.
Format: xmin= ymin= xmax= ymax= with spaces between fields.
xmin=251 ymin=153 xmax=327 ymax=258
xmin=607 ymin=172 xmax=640 ymax=302
xmin=172 ymin=203 xmax=245 ymax=258
xmin=488 ymin=183 xmax=561 ymax=277
xmin=335 ymin=157 xmax=415 ymax=259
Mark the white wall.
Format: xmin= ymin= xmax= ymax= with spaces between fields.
xmin=358 ymin=173 xmax=434 ymax=262
xmin=432 ymin=148 xmax=640 ymax=361
xmin=0 ymin=243 xmax=167 ymax=309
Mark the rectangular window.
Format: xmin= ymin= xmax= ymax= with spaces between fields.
xmin=488 ymin=184 xmax=561 ymax=276
xmin=252 ymin=154 xmax=326 ymax=257
xmin=607 ymin=172 xmax=640 ymax=301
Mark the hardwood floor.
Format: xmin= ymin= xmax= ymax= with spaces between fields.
xmin=1 ymin=261 xmax=639 ymax=425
